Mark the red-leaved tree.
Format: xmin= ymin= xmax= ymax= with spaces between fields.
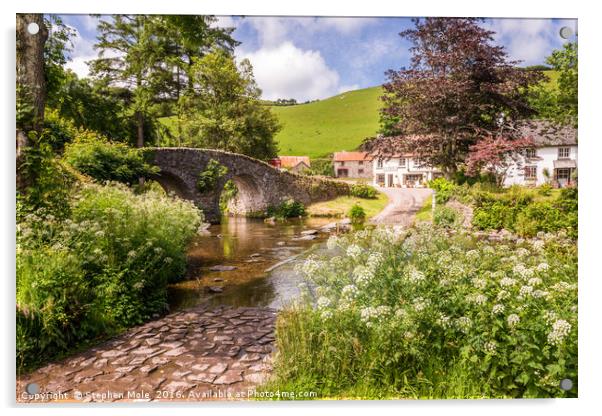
xmin=362 ymin=18 xmax=544 ymax=178
xmin=466 ymin=134 xmax=535 ymax=186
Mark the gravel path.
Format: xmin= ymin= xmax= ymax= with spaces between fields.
xmin=17 ymin=305 xmax=276 ymax=402
xmin=371 ymin=187 xmax=433 ymax=226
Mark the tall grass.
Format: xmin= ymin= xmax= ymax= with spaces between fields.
xmin=264 ymin=224 xmax=577 ymax=399
xmin=16 ymin=182 xmax=203 ymax=369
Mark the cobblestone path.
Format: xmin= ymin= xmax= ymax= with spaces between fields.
xmin=17 ymin=305 xmax=277 ymax=402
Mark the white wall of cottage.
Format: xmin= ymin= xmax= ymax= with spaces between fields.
xmin=503 ymin=145 xmax=578 ymax=187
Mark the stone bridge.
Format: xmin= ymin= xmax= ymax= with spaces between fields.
xmin=147 ymin=148 xmax=350 ymax=223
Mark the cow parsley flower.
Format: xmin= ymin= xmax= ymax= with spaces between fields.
xmin=500 ymin=277 xmax=517 ymax=287
xmin=507 ymin=314 xmax=520 ymax=327
xmin=536 ymin=262 xmax=550 ymax=272
xmin=528 ymin=277 xmax=542 ymax=286
xmin=366 ymin=252 xmax=384 ymax=271
xmin=317 ymin=296 xmax=331 ymax=309
xmin=412 ymin=297 xmax=429 ymax=312
xmin=466 ymin=250 xmax=480 ymax=261
xmin=456 ymin=316 xmax=472 ymax=333
xmin=341 ymin=284 xmax=358 ymax=299
xmin=519 ymin=285 xmax=534 ymax=297
xmin=408 ymin=267 xmax=426 ymax=283
xmin=483 ymin=341 xmax=497 ymax=355
xmin=472 ymin=278 xmax=487 ymax=290
xmin=353 ymin=265 xmax=374 ymax=285
xmin=547 ymin=319 xmax=571 ymax=346
xmin=492 ymin=304 xmax=505 ymax=315
xmin=346 ymin=244 xmax=363 ymax=260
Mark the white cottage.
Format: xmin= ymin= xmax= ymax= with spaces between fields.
xmin=372 ymin=154 xmax=442 ymax=188
xmin=503 ymin=121 xmax=577 ymax=188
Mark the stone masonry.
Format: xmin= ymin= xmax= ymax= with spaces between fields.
xmin=17 ymin=306 xmax=277 ymax=403
xmin=148 ymin=148 xmax=350 ymax=223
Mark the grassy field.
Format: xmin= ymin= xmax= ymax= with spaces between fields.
xmin=270 ymin=86 xmax=382 ymax=158
xmin=306 ymin=191 xmax=389 ymax=219
xmin=158 ymin=70 xmax=557 ymax=159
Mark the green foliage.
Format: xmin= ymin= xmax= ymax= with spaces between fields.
xmin=219 ymin=179 xmax=238 ymax=213
xmin=428 ymin=177 xmax=457 ymax=204
xmin=350 ymin=183 xmax=378 ymax=199
xmin=196 ymin=159 xmax=228 ymax=192
xmin=433 ymin=206 xmax=461 ymax=228
xmin=63 ymin=133 xmax=159 ymax=184
xmin=472 ymin=186 xmax=577 ymax=238
xmin=18 ymin=131 xmax=75 ymax=219
xmin=349 ymin=204 xmax=367 ymax=224
xmin=268 ymin=199 xmax=306 ymax=219
xmin=539 ymin=183 xmax=553 ymax=196
xmin=17 ymin=182 xmax=203 ymax=368
xmin=306 ymin=158 xmax=334 ymax=177
xmin=529 ymin=43 xmax=577 ymax=126
xmin=267 ymin=225 xmax=577 ymax=398
xmin=177 ymin=51 xmax=280 ymax=160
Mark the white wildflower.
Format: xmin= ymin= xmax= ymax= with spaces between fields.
xmin=500 ymin=277 xmax=517 ymax=287
xmin=353 ymin=265 xmax=374 ymax=285
xmin=341 ymin=284 xmax=358 ymax=299
xmin=547 ymin=319 xmax=571 ymax=346
xmin=483 ymin=341 xmax=497 ymax=355
xmin=507 ymin=314 xmax=520 ymax=327
xmin=528 ymin=277 xmax=542 ymax=286
xmin=472 ymin=278 xmax=487 ymax=290
xmin=346 ymin=244 xmax=363 ymax=260
xmin=492 ymin=304 xmax=505 ymax=315
xmin=466 ymin=250 xmax=480 ymax=261
xmin=366 ymin=252 xmax=384 ymax=271
xmin=536 ymin=262 xmax=550 ymax=272
xmin=413 ymin=297 xmax=429 ymax=312
xmin=317 ymin=296 xmax=331 ymax=309
xmin=519 ymin=285 xmax=534 ymax=297
xmin=456 ymin=316 xmax=472 ymax=333
xmin=408 ymin=267 xmax=426 ymax=283
xmin=321 ymin=310 xmax=333 ymax=319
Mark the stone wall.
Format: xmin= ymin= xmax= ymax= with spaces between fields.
xmin=148 ymin=148 xmax=350 ymax=223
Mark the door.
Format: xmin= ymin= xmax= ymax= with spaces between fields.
xmin=387 ymin=174 xmax=394 ymax=187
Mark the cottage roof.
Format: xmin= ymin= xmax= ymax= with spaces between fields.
xmin=278 ymin=156 xmax=310 ymax=168
xmin=517 ymin=120 xmax=577 ymax=147
xmin=333 ymin=151 xmax=371 ymax=162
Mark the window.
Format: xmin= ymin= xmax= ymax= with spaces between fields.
xmin=558 ymin=147 xmax=570 ymax=159
xmin=358 ymin=169 xmax=364 ymax=174
xmin=525 ymin=148 xmax=537 ymax=158
xmin=377 ymin=159 xmax=383 ymax=168
xmin=524 ymin=166 xmax=537 ymax=179
xmin=358 ymin=161 xmax=363 ymax=165
xmin=399 ymin=157 xmax=406 ymax=167
xmin=556 ymin=168 xmax=571 ymax=180
xmin=340 ymin=161 xmax=345 ymax=166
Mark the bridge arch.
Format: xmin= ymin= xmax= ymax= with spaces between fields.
xmin=148 ymin=147 xmax=350 ymax=223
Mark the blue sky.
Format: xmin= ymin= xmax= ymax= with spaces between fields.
xmin=59 ymin=15 xmax=577 ymax=102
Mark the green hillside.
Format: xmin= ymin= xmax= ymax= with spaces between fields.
xmin=159 ymin=70 xmax=558 ymax=159
xmin=271 ymin=86 xmax=383 ymax=158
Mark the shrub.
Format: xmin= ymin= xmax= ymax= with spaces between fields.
xmin=433 ymin=206 xmax=461 ymax=228
xmin=63 ymin=133 xmax=158 ymax=184
xmin=350 ymin=183 xmax=378 ymax=199
xmin=349 ymin=204 xmax=366 ymax=224
xmin=539 ymin=183 xmax=553 ymax=196
xmin=16 ymin=182 xmax=203 ymax=368
xmin=268 ymin=199 xmax=306 ymax=219
xmin=428 ymin=177 xmax=457 ymax=204
xmin=196 ymin=159 xmax=228 ymax=192
xmin=268 ymin=224 xmax=577 ymax=398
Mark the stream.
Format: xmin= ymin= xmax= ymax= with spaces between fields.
xmin=167 ymin=216 xmax=337 ymax=311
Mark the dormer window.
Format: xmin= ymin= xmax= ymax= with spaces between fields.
xmin=399 ymin=157 xmax=406 ymax=167
xmin=558 ymin=147 xmax=570 ymax=159
xmin=377 ymin=159 xmax=383 ymax=168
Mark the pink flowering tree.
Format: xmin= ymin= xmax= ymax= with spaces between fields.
xmin=466 ymin=134 xmax=534 ymax=186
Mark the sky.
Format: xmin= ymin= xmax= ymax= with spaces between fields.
xmin=58 ymin=15 xmax=577 ymax=102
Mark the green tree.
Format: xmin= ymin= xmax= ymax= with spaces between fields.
xmin=529 ymin=42 xmax=578 ymax=127
xmin=89 ymin=15 xmax=168 ymax=148
xmin=178 ymin=51 xmax=280 ymax=160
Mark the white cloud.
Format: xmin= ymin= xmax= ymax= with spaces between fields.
xmin=485 ymin=18 xmax=576 ymax=66
xmin=238 ymin=42 xmax=343 ymax=102
xmin=214 ymin=16 xmax=236 ymax=29
xmin=64 ymin=27 xmax=97 ymax=78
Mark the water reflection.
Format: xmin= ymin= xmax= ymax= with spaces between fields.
xmin=167 ymin=216 xmax=334 ymax=311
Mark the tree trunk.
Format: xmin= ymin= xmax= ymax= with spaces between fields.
xmin=16 ymin=13 xmax=48 ymax=191
xmin=136 ymin=111 xmax=144 ymax=148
